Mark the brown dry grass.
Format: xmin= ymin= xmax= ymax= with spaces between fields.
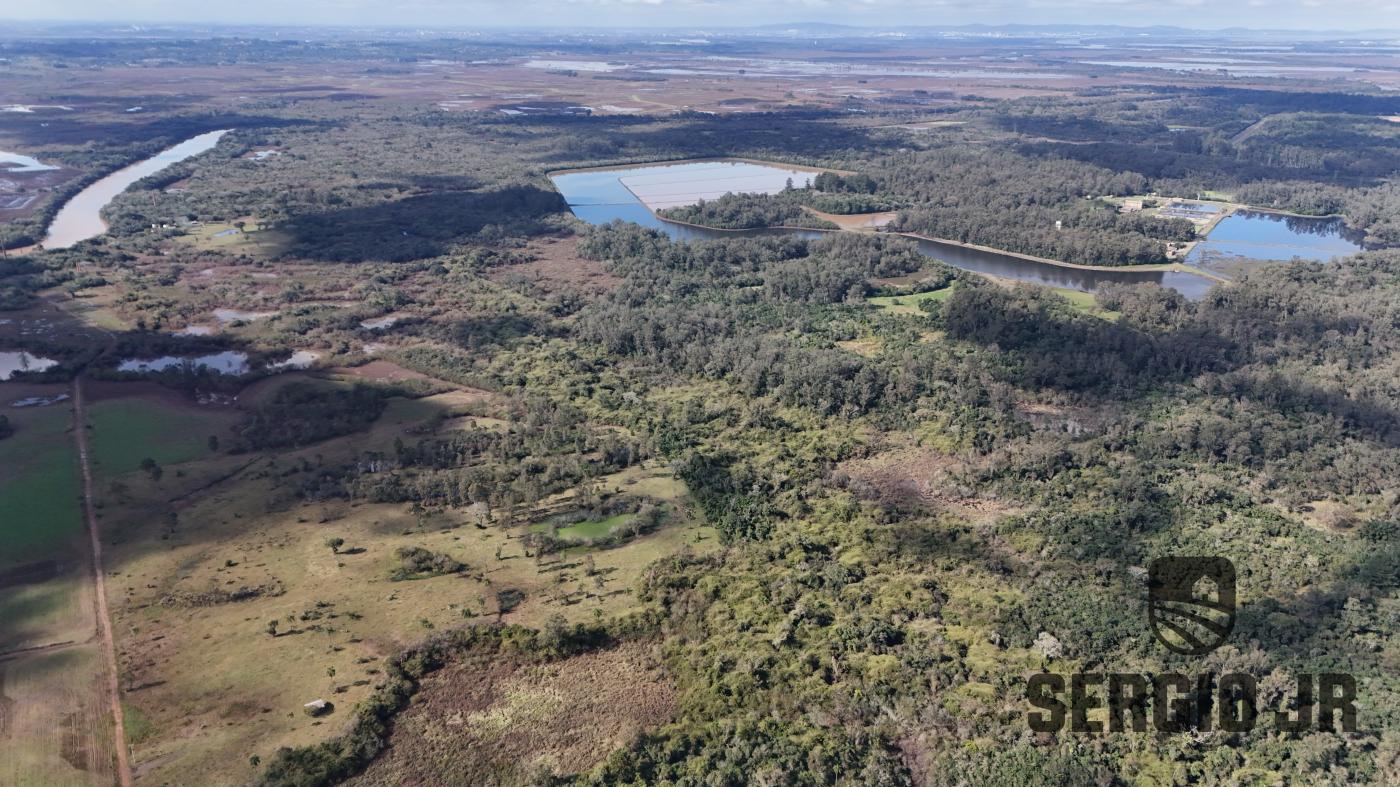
xmin=351 ymin=642 xmax=675 ymax=786
xmin=489 ymin=236 xmax=621 ymax=298
xmin=837 ymin=441 xmax=1012 ymax=521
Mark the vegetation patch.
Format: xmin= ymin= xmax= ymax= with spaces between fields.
xmin=389 ymin=546 xmax=466 ymax=581
xmin=235 ymin=380 xmax=389 ymax=450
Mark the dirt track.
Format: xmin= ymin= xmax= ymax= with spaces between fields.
xmin=72 ymin=378 xmax=133 ymax=787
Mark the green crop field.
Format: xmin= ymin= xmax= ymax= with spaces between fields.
xmin=0 ymin=401 xmax=81 ymax=570
xmin=85 ymin=397 xmax=234 ymax=481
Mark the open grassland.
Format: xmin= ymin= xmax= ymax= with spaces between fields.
xmin=867 ymin=287 xmax=954 ymax=315
xmin=0 ymin=646 xmax=117 ymax=787
xmin=1049 ymin=286 xmax=1121 ymax=319
xmin=538 ymin=512 xmax=635 ymax=541
xmin=87 ymin=377 xmax=710 ymax=785
xmin=179 ymin=221 xmax=291 ymax=256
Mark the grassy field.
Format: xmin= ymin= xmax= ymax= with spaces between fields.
xmin=180 ymin=220 xmax=290 ymax=256
xmin=350 ymin=642 xmax=675 ymax=785
xmin=0 ymin=568 xmax=92 ymax=653
xmin=533 ymin=512 xmax=635 ymax=541
xmin=1051 ymin=286 xmax=1121 ymax=319
xmin=0 ymin=386 xmax=82 ymax=570
xmin=0 ymin=384 xmax=109 ymax=786
xmin=0 ymin=645 xmax=117 ymax=787
xmin=867 ymin=287 xmax=953 ymax=315
xmin=86 ymin=380 xmax=710 ymax=785
xmin=85 ymin=396 xmax=235 ymax=482
xmin=869 ymin=285 xmax=1119 ymax=320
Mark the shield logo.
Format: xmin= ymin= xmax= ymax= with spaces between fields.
xmin=1148 ymin=556 xmax=1236 ymax=656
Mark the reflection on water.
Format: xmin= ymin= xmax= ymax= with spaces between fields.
xmin=619 ymin=161 xmax=815 ymax=210
xmin=551 ymin=163 xmax=827 ymax=243
xmin=907 ymin=237 xmax=1214 ymax=300
xmin=268 ymin=350 xmax=319 ymax=370
xmin=118 ymin=351 xmax=250 ymax=375
xmin=43 ymin=130 xmax=229 ymax=249
xmin=0 ymin=351 xmax=59 ymax=381
xmin=550 ymin=162 xmax=1216 ymax=300
xmin=1187 ymin=210 xmax=1364 ymax=274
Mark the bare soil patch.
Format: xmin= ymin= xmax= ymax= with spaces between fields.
xmin=330 ymin=359 xmax=433 ymax=383
xmin=489 ymin=236 xmax=621 ymax=298
xmin=1012 ymin=401 xmax=1107 ymax=437
xmin=837 ymin=442 xmax=1011 ymax=520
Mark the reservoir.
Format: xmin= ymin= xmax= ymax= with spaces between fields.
xmin=42 ymin=130 xmax=229 ymax=249
xmin=550 ymin=161 xmax=1216 ymax=299
xmin=551 ymin=162 xmax=827 ymax=243
xmin=1186 ymin=210 xmax=1364 ymax=274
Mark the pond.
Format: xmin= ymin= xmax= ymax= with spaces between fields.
xmin=268 ymin=350 xmax=319 ymax=370
xmin=118 ymin=351 xmax=251 ymax=375
xmin=550 ymin=161 xmax=1216 ymax=299
xmin=212 ymin=307 xmax=277 ymax=324
xmin=1186 ymin=210 xmax=1365 ymax=274
xmin=0 ymin=151 xmax=60 ymax=173
xmin=0 ymin=351 xmax=59 ymax=381
xmin=43 ymin=130 xmax=229 ymax=249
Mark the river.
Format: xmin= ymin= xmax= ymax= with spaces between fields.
xmin=42 ymin=130 xmax=229 ymax=249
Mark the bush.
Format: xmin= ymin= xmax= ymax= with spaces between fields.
xmin=389 ymin=546 xmax=465 ymax=581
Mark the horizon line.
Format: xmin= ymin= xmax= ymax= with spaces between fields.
xmin=1 ymin=19 xmax=1399 ymax=36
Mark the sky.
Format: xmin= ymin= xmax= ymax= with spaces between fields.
xmin=3 ymin=0 xmax=1399 ymax=31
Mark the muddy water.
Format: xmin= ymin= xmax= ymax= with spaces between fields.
xmin=43 ymin=130 xmax=229 ymax=249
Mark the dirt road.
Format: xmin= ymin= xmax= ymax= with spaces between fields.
xmin=72 ymin=377 xmax=134 ymax=787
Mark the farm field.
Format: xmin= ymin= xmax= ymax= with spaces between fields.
xmin=0 ymin=646 xmax=119 ymax=787
xmin=85 ymin=393 xmax=237 ymax=481
xmin=0 ymin=384 xmax=93 ymax=655
xmin=0 ymin=384 xmax=82 ymax=569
